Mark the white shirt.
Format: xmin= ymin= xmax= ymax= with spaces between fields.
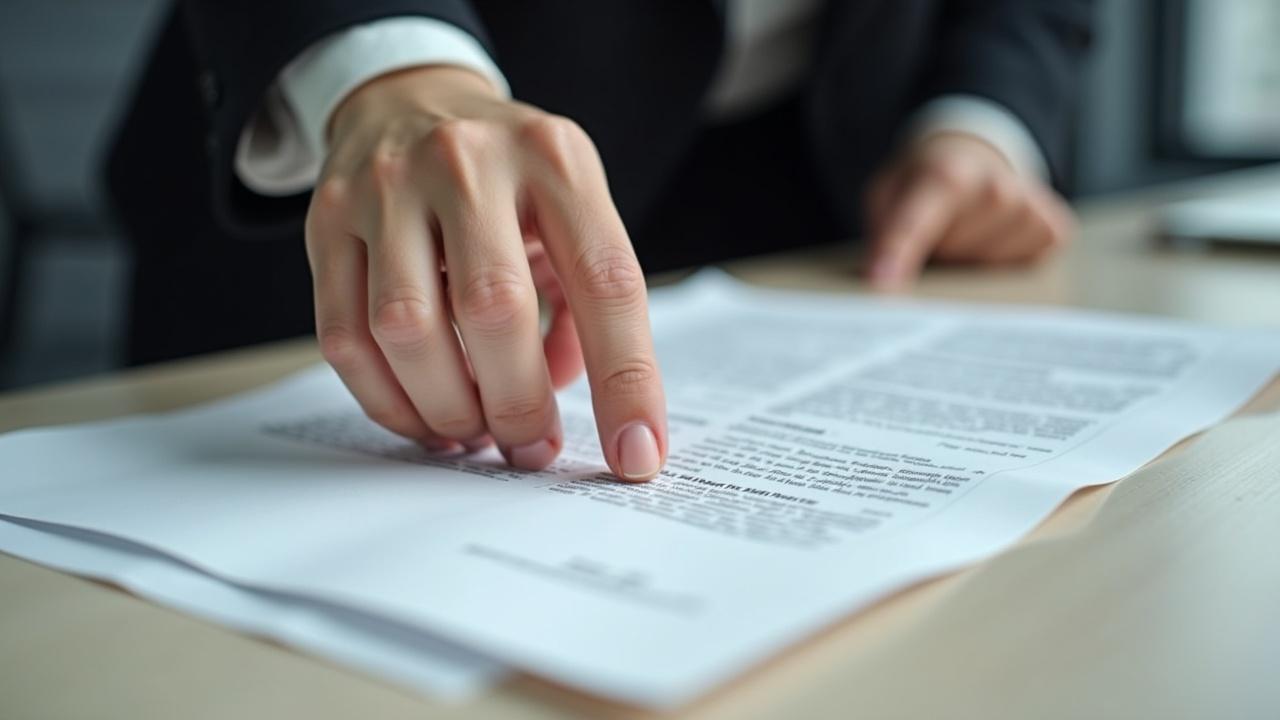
xmin=235 ymin=1 xmax=1048 ymax=196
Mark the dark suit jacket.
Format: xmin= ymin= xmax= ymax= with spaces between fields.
xmin=106 ymin=0 xmax=1094 ymax=364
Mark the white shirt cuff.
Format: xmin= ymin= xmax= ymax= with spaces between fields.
xmin=235 ymin=16 xmax=510 ymax=197
xmin=904 ymin=95 xmax=1050 ymax=180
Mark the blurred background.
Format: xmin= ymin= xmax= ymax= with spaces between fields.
xmin=0 ymin=0 xmax=1277 ymax=390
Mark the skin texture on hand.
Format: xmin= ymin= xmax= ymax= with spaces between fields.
xmin=863 ymin=131 xmax=1076 ymax=290
xmin=307 ymin=65 xmax=667 ymax=481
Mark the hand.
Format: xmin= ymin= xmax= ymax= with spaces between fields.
xmin=863 ymin=131 xmax=1075 ymax=289
xmin=307 ymin=66 xmax=666 ymax=480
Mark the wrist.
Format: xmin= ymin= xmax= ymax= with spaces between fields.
xmin=911 ymin=130 xmax=1010 ymax=170
xmin=329 ymin=65 xmax=502 ymax=144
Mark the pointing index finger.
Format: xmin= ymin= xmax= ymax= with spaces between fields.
xmin=522 ymin=126 xmax=667 ymax=481
xmin=867 ymin=176 xmax=958 ymax=290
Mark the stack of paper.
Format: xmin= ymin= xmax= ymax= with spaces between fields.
xmin=1 ymin=272 xmax=1276 ymax=708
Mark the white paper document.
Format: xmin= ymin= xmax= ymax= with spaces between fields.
xmin=1 ymin=272 xmax=1276 ymax=707
xmin=0 ymin=518 xmax=507 ymax=698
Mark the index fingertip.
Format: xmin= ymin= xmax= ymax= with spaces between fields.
xmin=864 ymin=241 xmax=912 ymax=290
xmin=615 ymin=421 xmax=662 ymax=482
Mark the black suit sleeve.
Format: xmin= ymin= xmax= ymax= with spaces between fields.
xmin=178 ymin=0 xmax=493 ymax=236
xmin=919 ymin=0 xmax=1095 ymax=188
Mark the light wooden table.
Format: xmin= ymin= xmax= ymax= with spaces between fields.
xmin=3 ymin=166 xmax=1280 ymax=719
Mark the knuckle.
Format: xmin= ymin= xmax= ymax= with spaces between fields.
xmin=421 ymin=119 xmax=488 ymax=195
xmin=312 ymin=176 xmax=350 ymax=214
xmin=427 ymin=118 xmax=487 ymax=155
xmin=926 ymin=158 xmax=971 ymax=191
xmin=456 ymin=268 xmax=535 ymax=332
xmin=599 ymin=358 xmax=660 ymax=398
xmin=573 ymin=246 xmax=646 ymax=306
xmin=519 ymin=114 xmax=593 ymax=180
xmin=317 ymin=325 xmax=366 ymax=371
xmin=520 ymin=114 xmax=590 ymax=154
xmin=370 ymin=294 xmax=438 ymax=353
xmin=306 ymin=179 xmax=351 ymax=247
xmin=369 ymin=147 xmax=408 ymax=187
xmin=490 ymin=396 xmax=555 ymax=429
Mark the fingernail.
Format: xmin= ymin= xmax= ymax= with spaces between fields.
xmin=463 ymin=435 xmax=494 ymax=454
xmin=617 ymin=423 xmax=661 ymax=481
xmin=506 ymin=439 xmax=557 ymax=471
